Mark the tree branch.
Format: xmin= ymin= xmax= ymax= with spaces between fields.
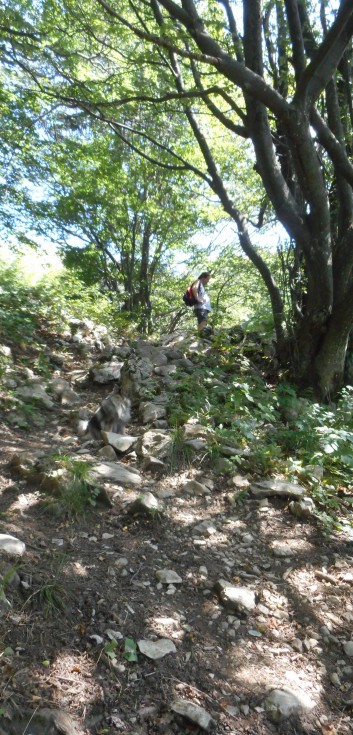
xmin=295 ymin=0 xmax=353 ymax=108
xmin=310 ymin=107 xmax=353 ymax=188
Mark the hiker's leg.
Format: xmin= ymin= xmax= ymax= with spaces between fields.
xmin=194 ymin=309 xmax=208 ymax=331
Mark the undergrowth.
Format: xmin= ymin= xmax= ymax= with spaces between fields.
xmin=39 ymin=454 xmax=100 ymax=518
xmin=167 ymin=337 xmax=353 ymax=534
xmin=0 ymin=254 xmax=128 ymax=350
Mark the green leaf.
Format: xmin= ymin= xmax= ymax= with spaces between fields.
xmin=123 ymin=637 xmax=138 ymax=662
xmin=104 ymin=638 xmax=118 ymax=659
xmin=340 ymin=454 xmax=353 ymax=467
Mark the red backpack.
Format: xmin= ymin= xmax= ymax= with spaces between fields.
xmin=182 ymin=284 xmax=197 ymax=307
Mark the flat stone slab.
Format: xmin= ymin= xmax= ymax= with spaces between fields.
xmin=251 ymin=479 xmax=305 ymax=499
xmin=101 ymin=432 xmax=138 ymax=452
xmin=89 ymin=462 xmax=141 ymax=487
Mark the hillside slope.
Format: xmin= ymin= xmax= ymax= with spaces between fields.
xmin=0 ymin=319 xmax=352 ymax=735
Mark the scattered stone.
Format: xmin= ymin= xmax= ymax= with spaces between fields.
xmin=171 ymin=699 xmax=215 ymax=732
xmin=232 ymin=475 xmax=250 ymax=489
xmin=0 ymin=534 xmax=26 ymax=557
xmin=50 ymin=377 xmax=71 ymax=396
xmin=240 ymin=704 xmax=250 ymax=715
xmin=16 ymin=384 xmax=54 ymax=409
xmin=127 ymin=492 xmax=161 ymax=516
xmin=303 ymin=638 xmax=318 ymax=651
xmin=184 ymin=439 xmax=207 ymax=450
xmin=156 ymin=487 xmax=175 ymax=499
xmin=183 ymin=480 xmax=209 ymax=496
xmin=214 ymin=579 xmax=256 ymax=614
xmin=153 ymin=364 xmax=177 ymax=377
xmin=342 ymin=666 xmax=353 ymax=680
xmin=215 ymin=457 xmax=235 ymax=473
xmin=193 ymin=521 xmax=217 ymax=537
xmin=97 ymin=445 xmax=117 ymax=460
xmin=142 ymin=456 xmax=166 ymax=473
xmin=183 ymin=423 xmax=209 ymax=439
xmin=272 ymin=542 xmax=297 ymax=557
xmin=291 ymin=638 xmax=303 ymax=653
xmin=60 ymin=388 xmax=81 ymax=406
xmin=330 ymin=672 xmax=341 ymax=686
xmin=219 ymin=444 xmax=240 ymax=456
xmin=0 ymin=591 xmax=12 ymax=614
xmin=141 ymin=402 xmax=167 ymax=424
xmin=91 ymin=361 xmax=123 ymax=383
xmin=156 ymin=569 xmax=182 ymax=584
xmin=289 ymin=496 xmax=315 ymax=518
xmin=114 ymin=557 xmax=129 ymax=570
xmin=153 ymin=420 xmax=169 ymax=429
xmin=90 ymin=634 xmax=104 ymax=645
xmin=343 ymin=641 xmax=353 ymax=657
xmin=135 ymin=430 xmax=172 ymax=460
xmin=264 ymin=688 xmax=316 ymax=719
xmin=138 ymin=638 xmax=176 ymax=659
xmin=0 ymin=344 xmax=12 ymax=358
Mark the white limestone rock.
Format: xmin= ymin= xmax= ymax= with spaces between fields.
xmin=138 ymin=638 xmax=176 ymax=659
xmin=171 ymin=700 xmax=215 ymax=732
xmin=0 ymin=534 xmax=26 ymax=558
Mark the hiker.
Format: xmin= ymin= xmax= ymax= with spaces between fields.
xmin=191 ymin=272 xmax=212 ymax=332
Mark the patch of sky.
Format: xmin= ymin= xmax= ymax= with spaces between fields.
xmin=174 ymin=215 xmax=287 ymax=276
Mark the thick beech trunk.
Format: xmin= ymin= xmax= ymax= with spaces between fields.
xmin=315 ymin=330 xmax=350 ymax=400
xmin=280 ymin=265 xmax=353 ymax=398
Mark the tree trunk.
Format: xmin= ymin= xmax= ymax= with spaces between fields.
xmin=315 ymin=296 xmax=353 ymax=399
xmin=315 ymin=330 xmax=350 ymax=400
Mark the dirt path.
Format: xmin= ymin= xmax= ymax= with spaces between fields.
xmin=0 ymin=335 xmax=352 ymax=735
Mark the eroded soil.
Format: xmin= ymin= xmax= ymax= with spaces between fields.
xmin=0 ymin=336 xmax=352 ymax=735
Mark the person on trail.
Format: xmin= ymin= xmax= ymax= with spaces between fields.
xmin=191 ymin=272 xmax=212 ymax=332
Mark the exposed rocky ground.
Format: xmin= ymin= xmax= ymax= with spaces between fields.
xmin=0 ymin=321 xmax=352 ymax=735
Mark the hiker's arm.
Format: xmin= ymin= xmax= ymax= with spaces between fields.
xmin=192 ymin=282 xmax=204 ymax=304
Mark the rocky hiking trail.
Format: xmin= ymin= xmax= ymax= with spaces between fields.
xmin=0 ymin=321 xmax=353 ymax=735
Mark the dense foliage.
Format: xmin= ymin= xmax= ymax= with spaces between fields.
xmin=1 ymin=1 xmax=353 ymax=397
